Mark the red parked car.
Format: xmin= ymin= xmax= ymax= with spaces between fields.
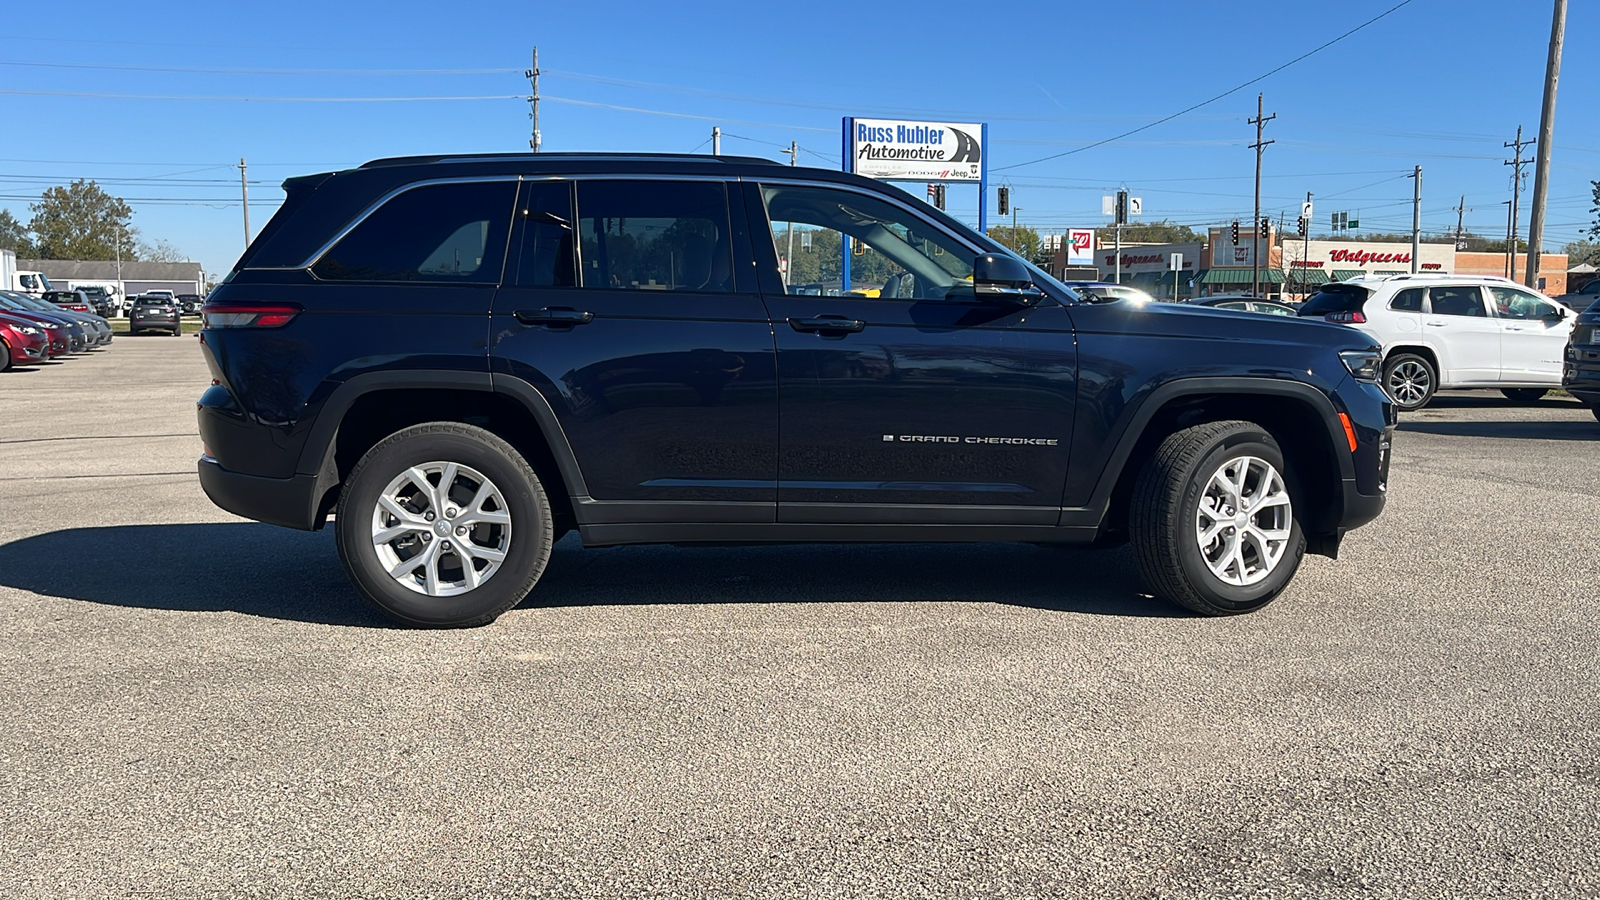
xmin=0 ymin=312 xmax=51 ymax=370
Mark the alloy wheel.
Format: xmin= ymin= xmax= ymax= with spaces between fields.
xmin=1386 ymin=360 xmax=1432 ymax=408
xmin=1194 ymin=455 xmax=1292 ymax=587
xmin=370 ymin=461 xmax=512 ymax=597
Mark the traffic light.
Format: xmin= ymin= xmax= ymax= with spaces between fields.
xmin=1230 ymin=220 xmax=1240 ymax=245
xmin=1297 ymin=216 xmax=1307 ymax=236
xmin=933 ymin=184 xmax=946 ymax=211
xmin=1261 ymin=216 xmax=1272 ymax=235
xmin=997 ymin=186 xmax=1010 ymax=216
xmin=1115 ymin=190 xmax=1128 ymax=225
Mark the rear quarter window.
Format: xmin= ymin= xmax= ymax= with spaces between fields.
xmin=1298 ymin=285 xmax=1372 ymax=317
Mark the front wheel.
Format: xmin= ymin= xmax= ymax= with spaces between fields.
xmin=1501 ymin=388 xmax=1547 ymax=404
xmin=1383 ymin=353 xmax=1436 ymax=411
xmin=334 ymin=422 xmax=553 ymax=627
xmin=1130 ymin=420 xmax=1305 ymax=617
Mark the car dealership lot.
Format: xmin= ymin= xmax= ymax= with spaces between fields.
xmin=2 ymin=341 xmax=1598 ymax=899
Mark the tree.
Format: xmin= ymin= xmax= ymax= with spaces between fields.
xmin=986 ymin=224 xmax=1041 ymax=261
xmin=138 ymin=239 xmax=189 ymax=263
xmin=28 ymin=180 xmax=136 ymax=260
xmin=1589 ymin=180 xmax=1600 ymax=240
xmin=0 ymin=209 xmax=36 ymax=256
xmin=1114 ymin=220 xmax=1202 ymax=244
xmin=1563 ymin=239 xmax=1600 ymax=268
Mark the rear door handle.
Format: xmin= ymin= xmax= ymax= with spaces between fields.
xmin=788 ymin=315 xmax=866 ymax=334
xmin=1425 ymin=321 xmax=1448 ymax=327
xmin=514 ymin=307 xmax=594 ymax=327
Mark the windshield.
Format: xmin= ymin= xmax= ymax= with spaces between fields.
xmin=1299 ymin=284 xmax=1370 ymax=317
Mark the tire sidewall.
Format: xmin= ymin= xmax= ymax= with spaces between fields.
xmin=336 ymin=429 xmax=548 ymax=627
xmin=1173 ymin=431 xmax=1305 ymax=613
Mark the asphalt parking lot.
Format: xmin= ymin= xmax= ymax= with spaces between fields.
xmin=2 ymin=338 xmax=1598 ymax=900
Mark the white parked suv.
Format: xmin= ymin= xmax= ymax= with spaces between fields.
xmin=1298 ymin=274 xmax=1576 ymax=410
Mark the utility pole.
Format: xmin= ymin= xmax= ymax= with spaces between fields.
xmin=711 ymin=127 xmax=721 ymax=156
xmin=1248 ymin=93 xmax=1275 ymax=297
xmin=1526 ymin=0 xmax=1567 ymax=289
xmin=238 ymin=158 xmax=250 ymax=250
xmin=1454 ymin=196 xmax=1468 ymax=250
xmin=1502 ymin=200 xmax=1514 ymax=278
xmin=1408 ymin=166 xmax=1422 ymax=273
xmin=1504 ymin=126 xmax=1534 ymax=282
xmin=525 ymin=48 xmax=541 ymax=152
xmin=1303 ymin=191 xmax=1313 ymax=299
xmin=784 ymin=142 xmax=797 ymax=288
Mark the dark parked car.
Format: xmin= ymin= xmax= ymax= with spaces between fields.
xmin=129 ymin=295 xmax=182 ymax=336
xmin=0 ymin=290 xmax=87 ymax=352
xmin=1554 ymin=279 xmax=1600 ymax=310
xmin=72 ymin=285 xmax=116 ymax=317
xmin=1189 ymin=294 xmax=1300 ymax=316
xmin=0 ymin=312 xmax=52 ymax=369
xmin=198 ymin=152 xmax=1393 ymax=627
xmin=1562 ymin=298 xmax=1600 ymax=423
xmin=175 ymin=293 xmax=204 ymax=316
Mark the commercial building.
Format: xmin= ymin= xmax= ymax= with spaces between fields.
xmin=1051 ymin=229 xmax=1568 ymax=298
xmin=20 ymin=259 xmax=205 ymax=298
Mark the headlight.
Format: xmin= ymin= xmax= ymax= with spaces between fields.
xmin=1339 ymin=349 xmax=1382 ymax=383
xmin=16 ymin=325 xmax=41 ymax=335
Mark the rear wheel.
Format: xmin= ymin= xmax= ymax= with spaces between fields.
xmin=1130 ymin=420 xmax=1305 ymax=617
xmin=1500 ymin=388 xmax=1548 ymax=404
xmin=1383 ymin=353 xmax=1436 ymax=411
xmin=0 ymin=338 xmax=11 ymax=372
xmin=335 ymin=422 xmax=553 ymax=627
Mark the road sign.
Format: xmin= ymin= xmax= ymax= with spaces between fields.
xmin=1129 ymin=197 xmax=1143 ymax=217
xmin=1102 ymin=195 xmax=1114 ymax=217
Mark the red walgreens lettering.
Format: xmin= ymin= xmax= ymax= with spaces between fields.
xmin=1329 ymin=248 xmax=1413 ymax=265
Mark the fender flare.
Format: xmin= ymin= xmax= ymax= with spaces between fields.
xmin=293 ymin=370 xmax=591 ymax=520
xmin=1079 ymin=376 xmax=1355 ymax=516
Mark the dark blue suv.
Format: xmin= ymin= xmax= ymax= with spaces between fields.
xmin=198 ymin=153 xmax=1394 ymax=627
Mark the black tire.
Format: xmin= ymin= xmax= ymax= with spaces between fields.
xmin=172 ymin=326 xmax=183 ymax=336
xmin=1129 ymin=420 xmax=1306 ymax=617
xmin=1591 ymin=406 xmax=1600 ymax=424
xmin=1500 ymin=388 xmax=1547 ymax=404
xmin=334 ymin=422 xmax=553 ymax=627
xmin=1382 ymin=352 xmax=1436 ymax=411
xmin=0 ymin=338 xmax=11 ymax=372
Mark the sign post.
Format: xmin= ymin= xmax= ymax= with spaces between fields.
xmin=1169 ymin=252 xmax=1184 ymax=301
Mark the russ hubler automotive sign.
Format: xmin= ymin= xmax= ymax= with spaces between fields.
xmin=850 ymin=118 xmax=983 ymax=182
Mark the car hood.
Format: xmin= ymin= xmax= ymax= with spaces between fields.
xmin=1065 ymin=296 xmax=1380 ymax=352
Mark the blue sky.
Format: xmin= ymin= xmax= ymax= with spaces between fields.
xmin=3 ymin=0 xmax=1595 ymax=279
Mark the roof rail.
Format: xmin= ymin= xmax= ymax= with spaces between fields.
xmin=1369 ymin=272 xmax=1519 ymax=284
xmin=358 ymin=152 xmax=784 ymax=169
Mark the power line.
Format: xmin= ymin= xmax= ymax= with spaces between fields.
xmin=0 ymin=88 xmax=525 ymax=102
xmin=0 ymin=59 xmax=521 ymax=76
xmin=993 ymin=0 xmax=1418 ymax=172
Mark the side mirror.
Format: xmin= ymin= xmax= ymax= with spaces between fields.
xmin=970 ymin=253 xmax=1043 ymax=306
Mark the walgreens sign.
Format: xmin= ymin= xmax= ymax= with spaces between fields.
xmin=1291 ymin=240 xmax=1455 ymax=273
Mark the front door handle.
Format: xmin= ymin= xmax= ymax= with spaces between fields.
xmin=1425 ymin=321 xmax=1448 ymax=327
xmin=788 ymin=315 xmax=866 ymax=334
xmin=515 ymin=307 xmax=594 ymax=327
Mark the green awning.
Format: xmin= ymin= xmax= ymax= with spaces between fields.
xmin=1286 ymin=268 xmax=1330 ymax=285
xmin=1200 ymin=268 xmax=1287 ymax=285
xmin=1329 ymin=269 xmax=1366 ymax=281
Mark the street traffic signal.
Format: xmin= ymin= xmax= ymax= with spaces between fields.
xmin=931 ymin=184 xmax=946 ymax=210
xmin=1261 ymin=216 xmax=1272 ymax=234
xmin=1230 ymin=220 xmax=1240 ymax=245
xmin=997 ymin=186 xmax=1010 ymax=216
xmin=1115 ymin=190 xmax=1128 ymax=225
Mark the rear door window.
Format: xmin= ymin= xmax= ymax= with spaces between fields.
xmin=1426 ymin=286 xmax=1487 ymax=317
xmin=313 ymin=181 xmax=517 ymax=283
xmin=510 ymin=180 xmax=577 ymax=288
xmin=1389 ymin=288 xmax=1424 ymax=311
xmin=574 ymin=180 xmax=736 ymax=293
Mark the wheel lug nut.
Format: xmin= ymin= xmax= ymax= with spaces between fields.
xmin=446 ymin=508 xmax=458 ymax=518
xmin=455 ymin=526 xmax=466 ymax=536
xmin=441 ymin=541 xmax=452 ymax=551
xmin=421 ymin=533 xmax=432 ymax=542
xmin=425 ymin=511 xmax=435 ymax=521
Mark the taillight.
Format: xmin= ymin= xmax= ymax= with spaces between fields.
xmin=202 ymin=303 xmax=302 ymax=329
xmin=1325 ymin=311 xmax=1367 ymax=324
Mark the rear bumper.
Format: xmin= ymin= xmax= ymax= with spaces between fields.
xmin=198 ymin=457 xmax=323 ymax=530
xmin=1564 ymin=339 xmax=1600 ymax=407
